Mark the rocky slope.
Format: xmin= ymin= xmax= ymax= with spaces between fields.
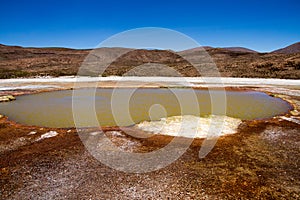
xmin=272 ymin=42 xmax=300 ymax=54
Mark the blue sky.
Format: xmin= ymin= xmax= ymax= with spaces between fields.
xmin=1 ymin=0 xmax=299 ymax=52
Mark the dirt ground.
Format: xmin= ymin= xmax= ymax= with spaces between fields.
xmin=0 ymin=82 xmax=299 ymax=199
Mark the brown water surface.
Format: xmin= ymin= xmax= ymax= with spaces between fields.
xmin=0 ymin=88 xmax=292 ymax=128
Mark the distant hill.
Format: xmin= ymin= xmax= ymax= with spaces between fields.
xmin=0 ymin=43 xmax=299 ymax=79
xmin=272 ymin=42 xmax=300 ymax=54
xmin=179 ymin=46 xmax=256 ymax=54
xmin=221 ymin=47 xmax=257 ymax=53
xmin=178 ymin=46 xmax=212 ymax=54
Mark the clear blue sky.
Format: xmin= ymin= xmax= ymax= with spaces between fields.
xmin=1 ymin=0 xmax=299 ymax=52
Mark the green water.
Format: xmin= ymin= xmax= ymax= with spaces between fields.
xmin=0 ymin=88 xmax=292 ymax=128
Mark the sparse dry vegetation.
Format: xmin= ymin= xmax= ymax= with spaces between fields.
xmin=0 ymin=44 xmax=300 ymax=79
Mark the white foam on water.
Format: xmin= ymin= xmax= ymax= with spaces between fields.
xmin=135 ymin=115 xmax=242 ymax=139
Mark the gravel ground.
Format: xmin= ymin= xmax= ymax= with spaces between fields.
xmin=0 ymin=79 xmax=299 ymax=199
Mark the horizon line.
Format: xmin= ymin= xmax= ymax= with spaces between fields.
xmin=1 ymin=41 xmax=299 ymax=53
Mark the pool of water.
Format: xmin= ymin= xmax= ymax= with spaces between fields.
xmin=0 ymin=88 xmax=292 ymax=128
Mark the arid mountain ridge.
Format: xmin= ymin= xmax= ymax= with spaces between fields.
xmin=0 ymin=42 xmax=299 ymax=79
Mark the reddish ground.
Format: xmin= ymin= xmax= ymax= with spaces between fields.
xmin=0 ymin=86 xmax=299 ymax=199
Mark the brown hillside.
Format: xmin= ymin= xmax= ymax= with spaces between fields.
xmin=0 ymin=44 xmax=299 ymax=79
xmin=272 ymin=42 xmax=300 ymax=54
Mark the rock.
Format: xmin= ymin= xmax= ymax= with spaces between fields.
xmin=291 ymin=110 xmax=300 ymax=116
xmin=0 ymin=95 xmax=16 ymax=102
xmin=6 ymin=95 xmax=16 ymax=100
xmin=0 ymin=97 xmax=10 ymax=102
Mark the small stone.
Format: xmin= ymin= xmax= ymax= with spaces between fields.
xmin=0 ymin=95 xmax=16 ymax=102
xmin=90 ymin=131 xmax=101 ymax=136
xmin=0 ymin=96 xmax=10 ymax=102
xmin=290 ymin=110 xmax=300 ymax=116
xmin=6 ymin=95 xmax=16 ymax=100
xmin=28 ymin=131 xmax=37 ymax=135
